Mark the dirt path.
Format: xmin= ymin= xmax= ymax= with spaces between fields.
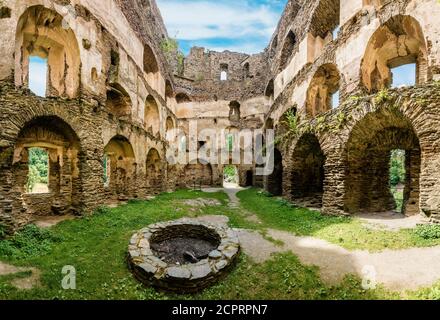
xmin=202 ymin=188 xmax=440 ymax=292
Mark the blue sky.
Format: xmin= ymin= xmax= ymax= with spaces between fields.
xmin=156 ymin=0 xmax=288 ymax=55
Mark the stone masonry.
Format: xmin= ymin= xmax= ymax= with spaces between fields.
xmin=1 ymin=0 xmax=440 ymax=235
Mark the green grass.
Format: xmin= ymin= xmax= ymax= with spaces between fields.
xmin=0 ymin=188 xmax=439 ymax=300
xmin=237 ymin=188 xmax=440 ymax=251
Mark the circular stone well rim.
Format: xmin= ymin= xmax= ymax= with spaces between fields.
xmin=128 ymin=217 xmax=240 ymax=293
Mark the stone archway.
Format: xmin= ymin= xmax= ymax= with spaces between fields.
xmin=184 ymin=163 xmax=213 ymax=187
xmin=145 ymin=95 xmax=160 ymax=136
xmin=266 ymin=148 xmax=283 ymax=196
xmin=361 ymin=15 xmax=428 ymax=92
xmin=146 ymin=148 xmax=163 ymax=194
xmin=103 ymin=135 xmax=136 ymax=201
xmin=291 ymin=133 xmax=326 ymax=208
xmin=15 ymin=5 xmax=81 ymax=98
xmin=344 ymin=109 xmax=421 ymax=216
xmin=11 ymin=116 xmax=82 ymax=219
xmin=306 ymin=64 xmax=341 ymax=118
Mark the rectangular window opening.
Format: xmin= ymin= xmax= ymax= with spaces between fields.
xmin=389 ymin=149 xmax=406 ymax=213
xmin=391 ymin=63 xmax=416 ymax=88
xmin=27 ymin=147 xmax=49 ymax=194
xmin=332 ymin=90 xmax=340 ymax=109
xmin=29 ymin=56 xmax=48 ymax=97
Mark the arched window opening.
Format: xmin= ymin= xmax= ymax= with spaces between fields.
xmin=106 ymin=84 xmax=132 ymax=119
xmin=265 ymin=79 xmax=275 ymax=102
xmin=220 ymin=63 xmax=228 ymax=81
xmin=361 ymin=15 xmax=427 ymax=93
xmin=306 ymin=64 xmax=341 ymax=117
xmin=309 ymin=0 xmax=340 ymax=40
xmin=278 ymin=30 xmax=297 ymax=72
xmin=145 ymin=95 xmax=160 ymax=136
xmin=165 ymin=80 xmax=174 ymax=100
xmin=15 ymin=5 xmax=81 ymax=98
xmin=229 ymin=101 xmax=241 ymax=122
xmin=143 ymin=44 xmax=159 ymax=74
xmin=243 ymin=62 xmax=250 ymax=79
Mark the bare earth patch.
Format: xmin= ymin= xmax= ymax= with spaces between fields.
xmin=0 ymin=261 xmax=40 ymax=290
xmin=182 ymin=198 xmax=222 ymax=207
xmin=356 ymin=211 xmax=429 ymax=231
xmin=33 ymin=215 xmax=76 ymax=228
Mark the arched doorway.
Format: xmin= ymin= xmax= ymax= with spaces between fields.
xmin=184 ymin=163 xmax=213 ymax=188
xmin=291 ymin=134 xmax=326 ymax=208
xmin=103 ymin=135 xmax=136 ymax=201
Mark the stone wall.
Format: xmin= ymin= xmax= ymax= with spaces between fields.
xmin=2 ymin=0 xmax=440 ymax=235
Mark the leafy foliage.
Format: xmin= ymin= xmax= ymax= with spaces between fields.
xmin=374 ymin=89 xmax=391 ymax=104
xmin=161 ymin=37 xmax=185 ymax=75
xmin=223 ymin=165 xmax=237 ymax=183
xmin=414 ymin=224 xmax=440 ymax=240
xmin=389 ymin=150 xmax=406 ymax=186
xmin=0 ymin=225 xmax=62 ymax=259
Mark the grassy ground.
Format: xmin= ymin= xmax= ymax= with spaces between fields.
xmin=0 ymin=189 xmax=439 ymax=300
xmin=237 ymin=189 xmax=440 ymax=251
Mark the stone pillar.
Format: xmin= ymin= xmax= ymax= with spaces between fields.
xmin=322 ymin=149 xmax=346 ymax=215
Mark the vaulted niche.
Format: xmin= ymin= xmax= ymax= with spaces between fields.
xmin=361 ymin=15 xmax=428 ymax=93
xmin=278 ymin=30 xmax=297 ymax=72
xmin=146 ymin=148 xmax=163 ymax=194
xmin=106 ymin=84 xmax=132 ymax=119
xmin=13 ymin=116 xmax=82 ymax=215
xmin=143 ymin=44 xmax=159 ymax=74
xmin=176 ymin=93 xmax=191 ymax=104
xmin=15 ymin=5 xmax=80 ymax=98
xmin=103 ymin=135 xmax=136 ymax=200
xmin=309 ymin=0 xmax=340 ymax=40
xmin=145 ymin=95 xmax=160 ymax=136
xmin=229 ymin=101 xmax=241 ymax=122
xmin=291 ymin=133 xmax=326 ymax=208
xmin=344 ymin=110 xmax=421 ymax=216
xmin=306 ymin=64 xmax=341 ymax=118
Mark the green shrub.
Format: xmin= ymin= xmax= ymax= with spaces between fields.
xmin=0 ymin=224 xmax=63 ymax=259
xmin=414 ymin=224 xmax=440 ymax=240
xmin=95 ymin=206 xmax=112 ymax=215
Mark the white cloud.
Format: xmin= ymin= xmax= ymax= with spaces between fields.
xmin=157 ymin=0 xmax=281 ymax=42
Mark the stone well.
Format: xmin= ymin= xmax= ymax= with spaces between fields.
xmin=127 ymin=218 xmax=240 ymax=293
